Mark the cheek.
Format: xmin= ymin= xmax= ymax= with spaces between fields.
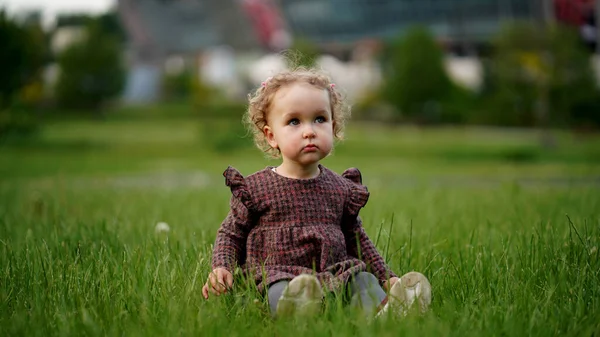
xmin=319 ymin=123 xmax=334 ymax=136
xmin=275 ymin=128 xmax=296 ymax=143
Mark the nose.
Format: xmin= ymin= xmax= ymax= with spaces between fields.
xmin=302 ymin=124 xmax=316 ymax=139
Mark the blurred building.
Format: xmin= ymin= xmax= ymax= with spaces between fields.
xmin=117 ymin=0 xmax=263 ymax=103
xmin=276 ymin=0 xmax=539 ymax=52
xmin=554 ymin=0 xmax=597 ymax=51
xmin=555 ymin=0 xmax=595 ymax=26
xmin=276 ymin=0 xmax=599 ymax=55
xmin=116 ymin=0 xmax=598 ymax=102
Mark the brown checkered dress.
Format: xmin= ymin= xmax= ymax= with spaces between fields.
xmin=212 ymin=164 xmax=397 ymax=293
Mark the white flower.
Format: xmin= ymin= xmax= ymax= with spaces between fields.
xmin=155 ymin=222 xmax=171 ymax=234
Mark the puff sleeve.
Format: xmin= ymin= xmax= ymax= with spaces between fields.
xmin=341 ymin=168 xmax=397 ymax=283
xmin=342 ymin=168 xmax=370 ymax=216
xmin=211 ymin=167 xmax=255 ymax=271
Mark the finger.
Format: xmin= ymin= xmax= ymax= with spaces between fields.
xmin=385 ymin=278 xmax=399 ymax=291
xmin=209 ymin=272 xmax=220 ymax=289
xmin=225 ymin=271 xmax=234 ymax=288
xmin=216 ymin=273 xmax=228 ymax=294
xmin=384 ymin=279 xmax=394 ymax=291
xmin=202 ymin=284 xmax=209 ymax=299
xmin=208 ymin=273 xmax=222 ymax=295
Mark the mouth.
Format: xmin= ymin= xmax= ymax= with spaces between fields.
xmin=303 ymin=144 xmax=318 ymax=152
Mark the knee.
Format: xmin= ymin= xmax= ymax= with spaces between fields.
xmin=267 ymin=280 xmax=289 ymax=316
xmin=353 ymin=272 xmax=378 ymax=286
xmin=267 ymin=280 xmax=289 ymax=297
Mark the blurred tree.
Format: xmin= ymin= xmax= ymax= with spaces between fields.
xmin=381 ymin=26 xmax=458 ymax=124
xmin=18 ymin=16 xmax=48 ymax=109
xmin=96 ymin=12 xmax=127 ymax=43
xmin=56 ymin=14 xmax=91 ymax=28
xmin=482 ymin=21 xmax=599 ymax=130
xmin=56 ymin=12 xmax=125 ymax=42
xmin=0 ymin=11 xmax=45 ymax=109
xmin=163 ymin=69 xmax=194 ymax=102
xmin=0 ymin=11 xmax=46 ymax=139
xmin=55 ymin=20 xmax=125 ymax=112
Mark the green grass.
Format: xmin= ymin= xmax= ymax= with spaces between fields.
xmin=1 ymin=116 xmax=599 ymax=336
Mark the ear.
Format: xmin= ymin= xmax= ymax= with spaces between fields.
xmin=263 ymin=125 xmax=278 ymax=149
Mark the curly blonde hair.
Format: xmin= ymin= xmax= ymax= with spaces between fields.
xmin=244 ymin=67 xmax=350 ymax=158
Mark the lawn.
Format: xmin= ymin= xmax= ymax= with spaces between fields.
xmin=1 ymin=115 xmax=599 ymax=336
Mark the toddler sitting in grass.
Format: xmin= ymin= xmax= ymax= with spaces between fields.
xmin=202 ymin=67 xmax=431 ymax=318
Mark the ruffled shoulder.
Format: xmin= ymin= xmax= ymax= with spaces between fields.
xmin=223 ymin=166 xmax=254 ymax=211
xmin=341 ymin=168 xmax=370 ymax=216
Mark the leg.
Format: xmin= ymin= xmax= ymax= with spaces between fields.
xmin=271 ymin=274 xmax=324 ymax=318
xmin=267 ymin=280 xmax=289 ymax=317
xmin=347 ymin=272 xmax=387 ymax=316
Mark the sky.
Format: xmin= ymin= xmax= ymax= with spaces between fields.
xmin=0 ymin=0 xmax=115 ymax=26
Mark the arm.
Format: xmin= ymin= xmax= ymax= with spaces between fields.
xmin=344 ymin=215 xmax=397 ymax=283
xmin=212 ymin=195 xmax=253 ymax=271
xmin=203 ymin=196 xmax=253 ymax=299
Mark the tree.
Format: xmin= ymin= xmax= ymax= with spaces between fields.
xmin=0 ymin=11 xmax=45 ymax=109
xmin=482 ymin=21 xmax=599 ymax=129
xmin=381 ymin=26 xmax=455 ymax=123
xmin=96 ymin=12 xmax=126 ymax=43
xmin=55 ymin=20 xmax=125 ymax=111
xmin=56 ymin=13 xmax=91 ymax=28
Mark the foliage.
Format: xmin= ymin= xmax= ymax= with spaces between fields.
xmin=95 ymin=12 xmax=127 ymax=43
xmin=55 ymin=13 xmax=92 ymax=28
xmin=381 ymin=26 xmax=459 ymax=124
xmin=437 ymin=85 xmax=476 ymax=124
xmin=0 ymin=11 xmax=46 ymax=109
xmin=480 ymin=21 xmax=600 ymax=128
xmin=56 ymin=11 xmax=125 ymax=42
xmin=0 ymin=11 xmax=46 ymax=139
xmin=0 ymin=109 xmax=39 ymax=141
xmin=162 ymin=69 xmax=194 ymax=102
xmin=55 ymin=21 xmax=125 ymax=111
xmin=570 ymin=96 xmax=600 ymax=129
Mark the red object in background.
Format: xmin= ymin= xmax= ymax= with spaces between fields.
xmin=554 ymin=0 xmax=595 ymax=26
xmin=241 ymin=0 xmax=286 ymax=48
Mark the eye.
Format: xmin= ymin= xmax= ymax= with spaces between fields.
xmin=315 ymin=116 xmax=327 ymax=123
xmin=287 ymin=118 xmax=300 ymax=126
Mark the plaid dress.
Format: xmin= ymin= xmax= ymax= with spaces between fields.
xmin=212 ymin=164 xmax=397 ymax=292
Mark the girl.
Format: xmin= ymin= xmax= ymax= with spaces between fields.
xmin=201 ymin=67 xmax=432 ymax=318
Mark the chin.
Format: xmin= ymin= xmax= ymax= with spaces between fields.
xmin=299 ymin=155 xmax=327 ymax=166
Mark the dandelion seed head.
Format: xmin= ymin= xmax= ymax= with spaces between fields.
xmin=155 ymin=222 xmax=171 ymax=234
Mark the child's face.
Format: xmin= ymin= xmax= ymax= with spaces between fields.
xmin=263 ymin=82 xmax=334 ymax=170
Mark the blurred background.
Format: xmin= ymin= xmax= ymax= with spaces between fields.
xmin=1 ymin=0 xmax=599 ymax=183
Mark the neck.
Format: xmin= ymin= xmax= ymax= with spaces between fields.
xmin=276 ymin=161 xmax=320 ymax=179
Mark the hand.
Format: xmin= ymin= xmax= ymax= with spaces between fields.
xmin=202 ymin=267 xmax=233 ymax=299
xmin=383 ymin=277 xmax=400 ymax=292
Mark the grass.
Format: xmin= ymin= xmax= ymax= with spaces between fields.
xmin=1 ymin=115 xmax=599 ymax=336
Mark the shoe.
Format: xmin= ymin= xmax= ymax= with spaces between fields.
xmin=377 ymin=271 xmax=432 ymax=317
xmin=276 ymin=274 xmax=324 ymax=317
